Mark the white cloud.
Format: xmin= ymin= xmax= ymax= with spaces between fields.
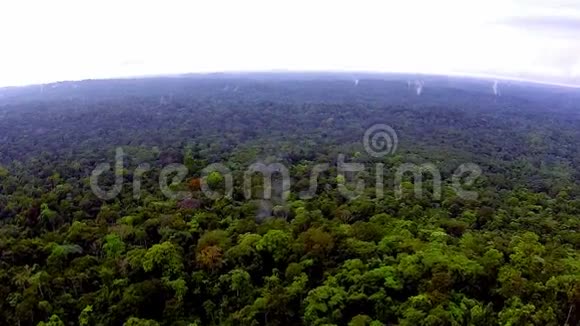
xmin=0 ymin=0 xmax=578 ymax=86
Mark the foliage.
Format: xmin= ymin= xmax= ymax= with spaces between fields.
xmin=0 ymin=74 xmax=579 ymax=325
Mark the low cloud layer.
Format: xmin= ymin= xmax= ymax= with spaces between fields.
xmin=0 ymin=0 xmax=578 ymax=87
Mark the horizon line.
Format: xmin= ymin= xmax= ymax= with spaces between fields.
xmin=1 ymin=70 xmax=580 ymax=90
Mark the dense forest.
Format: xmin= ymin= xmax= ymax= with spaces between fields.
xmin=0 ymin=73 xmax=579 ymax=325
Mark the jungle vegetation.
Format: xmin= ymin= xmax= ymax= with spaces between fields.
xmin=0 ymin=73 xmax=579 ymax=325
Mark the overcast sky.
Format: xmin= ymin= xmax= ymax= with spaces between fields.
xmin=0 ymin=0 xmax=579 ymax=87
